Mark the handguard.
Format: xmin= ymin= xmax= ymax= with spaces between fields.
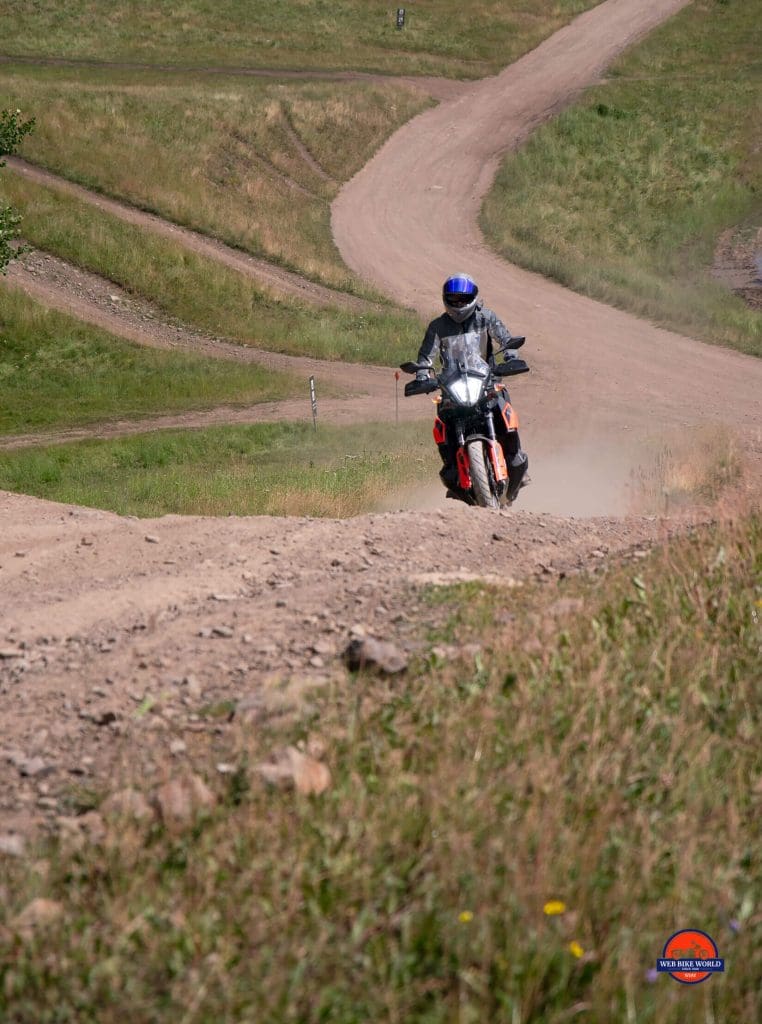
xmin=494 ymin=358 xmax=529 ymax=377
xmin=404 ymin=378 xmax=438 ymax=397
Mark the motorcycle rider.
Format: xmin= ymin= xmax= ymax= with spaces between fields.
xmin=416 ymin=272 xmax=529 ymax=502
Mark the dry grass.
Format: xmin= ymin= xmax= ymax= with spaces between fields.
xmin=0 ymin=65 xmax=430 ymax=290
xmin=0 ymin=1 xmax=600 ymax=78
xmin=629 ymin=424 xmax=746 ymax=515
xmin=1 ymin=509 xmax=760 ymax=1021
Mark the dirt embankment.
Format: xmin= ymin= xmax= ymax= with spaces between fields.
xmin=0 ymin=489 xmax=677 ymax=838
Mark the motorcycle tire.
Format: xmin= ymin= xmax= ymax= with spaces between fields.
xmin=466 ymin=440 xmax=499 ymax=509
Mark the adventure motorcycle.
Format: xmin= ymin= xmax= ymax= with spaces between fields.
xmin=400 ymin=331 xmax=529 ymax=509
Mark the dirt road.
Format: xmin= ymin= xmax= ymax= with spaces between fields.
xmin=2 ymin=0 xmax=756 ymax=836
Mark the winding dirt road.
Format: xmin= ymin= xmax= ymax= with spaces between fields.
xmin=2 ymin=0 xmax=757 ymax=837
xmin=333 ymin=0 xmax=761 ymax=461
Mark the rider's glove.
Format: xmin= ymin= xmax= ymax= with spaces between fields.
xmin=416 ymin=369 xmax=430 ymax=381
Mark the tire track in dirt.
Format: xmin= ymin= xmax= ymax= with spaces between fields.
xmin=5 ymin=156 xmax=378 ymax=312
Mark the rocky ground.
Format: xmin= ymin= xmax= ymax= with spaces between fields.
xmin=0 ymin=489 xmax=681 ymax=845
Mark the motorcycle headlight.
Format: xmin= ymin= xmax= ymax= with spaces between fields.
xmin=448 ymin=375 xmax=484 ymax=406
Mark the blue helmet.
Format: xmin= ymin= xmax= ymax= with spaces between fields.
xmin=443 ymin=273 xmax=479 ymax=323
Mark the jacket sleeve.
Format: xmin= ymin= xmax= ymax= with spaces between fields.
xmin=416 ymin=321 xmax=439 ymax=366
xmin=484 ymin=308 xmax=513 ymax=353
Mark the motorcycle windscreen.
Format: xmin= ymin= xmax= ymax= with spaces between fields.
xmin=438 ymin=330 xmax=490 ymax=375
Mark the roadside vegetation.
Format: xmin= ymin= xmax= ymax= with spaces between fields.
xmin=0 ymin=421 xmax=436 ymax=517
xmin=1 ymin=509 xmax=759 ymax=1022
xmin=0 ymin=289 xmax=300 ymax=434
xmin=0 ymin=1 xmax=600 ymax=78
xmin=0 ymin=66 xmax=430 ymax=290
xmin=0 ymin=177 xmax=422 ymax=365
xmin=482 ymin=0 xmax=762 ymax=356
xmin=0 ymin=107 xmax=34 ymax=272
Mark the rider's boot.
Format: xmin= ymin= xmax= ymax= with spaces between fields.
xmin=506 ymin=452 xmax=529 ymax=503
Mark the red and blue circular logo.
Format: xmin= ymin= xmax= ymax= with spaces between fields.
xmin=657 ymin=929 xmax=725 ymax=984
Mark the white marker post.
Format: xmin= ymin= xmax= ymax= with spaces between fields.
xmin=396 ymin=8 xmax=405 ymax=30
xmin=309 ymin=375 xmax=317 ymax=431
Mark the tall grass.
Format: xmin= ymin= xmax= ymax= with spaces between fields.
xmin=0 ymin=66 xmax=430 ymax=289
xmin=0 ymin=287 xmax=299 ymax=434
xmin=1 ymin=511 xmax=759 ymax=1021
xmin=0 ymin=421 xmax=436 ymax=517
xmin=482 ymin=0 xmax=762 ymax=355
xmin=1 ymin=175 xmax=423 ymax=365
xmin=0 ymin=1 xmax=601 ymax=77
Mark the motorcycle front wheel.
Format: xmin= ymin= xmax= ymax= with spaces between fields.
xmin=466 ymin=439 xmax=499 ymax=509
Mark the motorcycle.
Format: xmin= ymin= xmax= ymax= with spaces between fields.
xmin=400 ymin=331 xmax=529 ymax=509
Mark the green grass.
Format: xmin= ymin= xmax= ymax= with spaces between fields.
xmin=482 ymin=0 xmax=762 ymax=356
xmin=0 ymin=1 xmax=601 ymax=78
xmin=1 ymin=174 xmax=423 ymax=365
xmin=0 ymin=287 xmax=300 ymax=434
xmin=0 ymin=421 xmax=436 ymax=517
xmin=1 ymin=511 xmax=759 ymax=1022
xmin=0 ymin=65 xmax=431 ymax=289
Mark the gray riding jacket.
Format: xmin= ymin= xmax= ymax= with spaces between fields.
xmin=416 ymin=300 xmax=514 ymax=368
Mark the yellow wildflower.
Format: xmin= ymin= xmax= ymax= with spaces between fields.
xmin=458 ymin=910 xmax=474 ymax=923
xmin=569 ymin=940 xmax=584 ymax=958
xmin=543 ymin=900 xmax=566 ymax=916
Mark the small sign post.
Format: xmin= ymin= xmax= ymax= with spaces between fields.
xmin=396 ymin=8 xmax=405 ymax=30
xmin=394 ymin=370 xmax=400 ymax=424
xmin=309 ymin=375 xmax=317 ymax=431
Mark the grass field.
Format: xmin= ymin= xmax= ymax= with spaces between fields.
xmin=1 ymin=510 xmax=759 ymax=1022
xmin=1 ymin=175 xmax=423 ymax=365
xmin=0 ymin=421 xmax=436 ymax=517
xmin=482 ymin=0 xmax=762 ymax=356
xmin=0 ymin=65 xmax=430 ymax=290
xmin=0 ymin=287 xmax=301 ymax=435
xmin=0 ymin=1 xmax=600 ymax=78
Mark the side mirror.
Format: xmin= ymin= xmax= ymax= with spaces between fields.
xmin=400 ymin=362 xmax=419 ymax=374
xmin=507 ymin=336 xmax=525 ymax=349
xmin=494 ymin=359 xmax=529 ymax=377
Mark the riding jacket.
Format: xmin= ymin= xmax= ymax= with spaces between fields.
xmin=416 ymin=300 xmax=514 ymax=368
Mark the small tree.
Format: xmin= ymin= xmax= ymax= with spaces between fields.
xmin=0 ymin=108 xmax=35 ymax=274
